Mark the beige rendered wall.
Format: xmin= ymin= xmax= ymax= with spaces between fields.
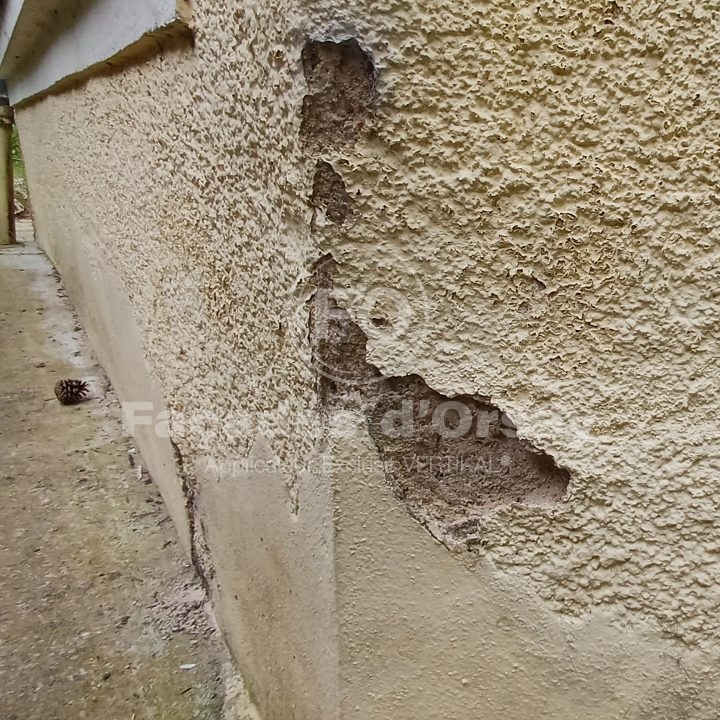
xmin=14 ymin=0 xmax=720 ymax=718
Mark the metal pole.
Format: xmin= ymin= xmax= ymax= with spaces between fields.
xmin=0 ymin=80 xmax=15 ymax=245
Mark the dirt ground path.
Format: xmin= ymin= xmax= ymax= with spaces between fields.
xmin=0 ymin=223 xmax=253 ymax=720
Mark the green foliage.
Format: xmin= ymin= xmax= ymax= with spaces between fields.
xmin=11 ymin=126 xmax=21 ymax=162
xmin=11 ymin=125 xmax=24 ymax=180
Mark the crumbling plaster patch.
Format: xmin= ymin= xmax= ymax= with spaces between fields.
xmin=300 ymin=37 xmax=377 ymax=151
xmin=309 ymin=255 xmax=570 ymax=551
xmin=14 ymin=6 xmax=720 ymax=720
xmin=299 ymin=0 xmax=720 ymax=647
xmin=310 ymin=161 xmax=354 ymax=224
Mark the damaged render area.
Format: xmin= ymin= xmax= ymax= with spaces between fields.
xmin=300 ymin=37 xmax=377 ymax=151
xmin=309 ymin=257 xmax=570 ymax=552
xmin=310 ymin=160 xmax=354 ymax=224
xmin=301 ymin=35 xmax=569 ymax=553
xmin=302 ymin=37 xmax=373 ymax=226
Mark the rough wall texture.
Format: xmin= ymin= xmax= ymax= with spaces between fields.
xmin=15 ymin=0 xmax=720 ymax=717
xmin=17 ymin=19 xmax=340 ymax=720
xmin=308 ymin=0 xmax=720 ymax=650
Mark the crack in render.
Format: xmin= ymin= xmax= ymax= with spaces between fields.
xmin=171 ymin=439 xmax=215 ymax=592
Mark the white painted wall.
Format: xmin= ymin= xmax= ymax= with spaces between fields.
xmin=0 ymin=0 xmax=182 ymax=104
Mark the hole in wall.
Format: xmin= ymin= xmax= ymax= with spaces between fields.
xmin=300 ymin=38 xmax=376 ymax=150
xmin=310 ymin=160 xmax=354 ymax=224
xmin=308 ymin=258 xmax=570 ymax=551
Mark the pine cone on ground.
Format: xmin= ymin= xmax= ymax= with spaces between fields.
xmin=54 ymin=379 xmax=89 ymax=405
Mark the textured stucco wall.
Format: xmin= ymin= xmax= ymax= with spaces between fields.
xmin=316 ymin=0 xmax=720 ymax=650
xmin=17 ymin=27 xmax=341 ymax=720
xmin=15 ymin=0 xmax=720 ymax=717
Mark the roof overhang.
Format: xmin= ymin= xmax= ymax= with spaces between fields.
xmin=0 ymin=0 xmax=188 ymax=105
